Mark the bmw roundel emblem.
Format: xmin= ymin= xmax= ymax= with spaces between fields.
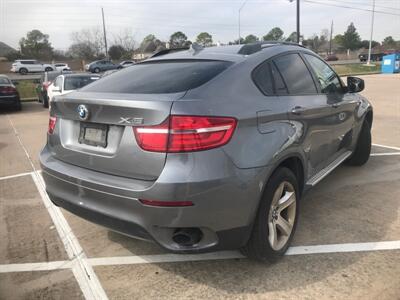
xmin=77 ymin=104 xmax=89 ymax=121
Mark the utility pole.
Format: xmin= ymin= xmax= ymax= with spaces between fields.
xmin=367 ymin=0 xmax=375 ymax=65
xmin=329 ymin=20 xmax=333 ymax=55
xmin=296 ymin=0 xmax=300 ymax=43
xmin=101 ymin=7 xmax=108 ymax=58
xmin=238 ymin=0 xmax=248 ymax=45
xmin=289 ymin=0 xmax=300 ymax=44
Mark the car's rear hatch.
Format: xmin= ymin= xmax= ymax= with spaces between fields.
xmin=47 ymin=59 xmax=233 ymax=181
xmin=49 ymin=92 xmax=183 ymax=181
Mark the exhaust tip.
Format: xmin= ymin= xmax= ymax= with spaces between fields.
xmin=172 ymin=228 xmax=203 ymax=247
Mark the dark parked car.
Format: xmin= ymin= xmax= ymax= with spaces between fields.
xmin=325 ymin=54 xmax=338 ymax=61
xmin=85 ymin=60 xmax=118 ymax=73
xmin=0 ymin=75 xmax=21 ymax=110
xmin=359 ymin=53 xmax=384 ymax=62
xmin=41 ymin=42 xmax=373 ymax=261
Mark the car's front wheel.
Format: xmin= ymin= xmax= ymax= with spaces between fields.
xmin=242 ymin=167 xmax=299 ymax=262
xmin=93 ymin=67 xmax=100 ymax=73
xmin=45 ymin=67 xmax=53 ymax=72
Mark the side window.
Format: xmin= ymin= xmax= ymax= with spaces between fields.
xmin=54 ymin=76 xmax=62 ymax=87
xmin=303 ymin=54 xmax=343 ymax=94
xmin=253 ymin=62 xmax=274 ymax=95
xmin=271 ymin=62 xmax=288 ymax=95
xmin=273 ymin=53 xmax=317 ymax=94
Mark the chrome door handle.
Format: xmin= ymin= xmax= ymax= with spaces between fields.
xmin=291 ymin=106 xmax=306 ymax=115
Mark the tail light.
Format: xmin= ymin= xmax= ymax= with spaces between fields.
xmin=43 ymin=81 xmax=51 ymax=90
xmin=0 ymin=86 xmax=17 ymax=94
xmin=134 ymin=115 xmax=237 ymax=153
xmin=48 ymin=116 xmax=57 ymax=134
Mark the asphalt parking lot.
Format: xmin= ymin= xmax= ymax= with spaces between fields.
xmin=0 ymin=73 xmax=399 ymax=299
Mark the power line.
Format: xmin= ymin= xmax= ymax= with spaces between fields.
xmin=320 ymin=0 xmax=400 ymax=12
xmin=303 ymin=0 xmax=400 ymax=16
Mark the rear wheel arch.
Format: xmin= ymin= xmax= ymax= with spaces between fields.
xmin=278 ymin=156 xmax=305 ymax=195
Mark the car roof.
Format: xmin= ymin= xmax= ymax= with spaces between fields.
xmin=146 ymin=42 xmax=307 ymax=63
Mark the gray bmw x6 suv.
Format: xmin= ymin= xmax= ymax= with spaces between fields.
xmin=40 ymin=42 xmax=372 ymax=261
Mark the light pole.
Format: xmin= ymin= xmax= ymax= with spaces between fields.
xmin=367 ymin=0 xmax=376 ymax=65
xmin=238 ymin=0 xmax=248 ymax=45
xmin=101 ymin=7 xmax=108 ymax=58
xmin=289 ymin=0 xmax=300 ymax=44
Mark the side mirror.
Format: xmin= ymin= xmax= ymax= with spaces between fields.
xmin=347 ymin=76 xmax=365 ymax=93
xmin=12 ymin=81 xmax=19 ymax=85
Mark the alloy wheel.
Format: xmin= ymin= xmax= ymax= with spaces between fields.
xmin=267 ymin=181 xmax=297 ymax=251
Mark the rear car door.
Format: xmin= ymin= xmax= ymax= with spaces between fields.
xmin=272 ymin=52 xmax=338 ymax=178
xmin=302 ymin=53 xmax=358 ymax=159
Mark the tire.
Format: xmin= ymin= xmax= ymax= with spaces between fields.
xmin=43 ymin=96 xmax=49 ymax=108
xmin=19 ymin=68 xmax=28 ymax=75
xmin=241 ymin=167 xmax=299 ymax=262
xmin=14 ymin=102 xmax=22 ymax=111
xmin=345 ymin=120 xmax=371 ymax=166
xmin=94 ymin=67 xmax=100 ymax=73
xmin=45 ymin=67 xmax=53 ymax=72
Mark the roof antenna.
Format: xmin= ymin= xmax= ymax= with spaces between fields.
xmin=190 ymin=42 xmax=204 ymax=54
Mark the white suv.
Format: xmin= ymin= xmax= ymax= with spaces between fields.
xmin=10 ymin=60 xmax=55 ymax=75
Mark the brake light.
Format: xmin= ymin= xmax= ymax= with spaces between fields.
xmin=0 ymin=86 xmax=17 ymax=94
xmin=48 ymin=116 xmax=57 ymax=134
xmin=43 ymin=81 xmax=51 ymax=90
xmin=134 ymin=115 xmax=237 ymax=152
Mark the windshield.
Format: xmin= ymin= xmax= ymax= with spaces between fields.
xmin=81 ymin=60 xmax=232 ymax=94
xmin=0 ymin=77 xmax=11 ymax=84
xmin=64 ymin=76 xmax=100 ymax=90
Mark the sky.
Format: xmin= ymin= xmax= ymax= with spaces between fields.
xmin=0 ymin=0 xmax=399 ymax=51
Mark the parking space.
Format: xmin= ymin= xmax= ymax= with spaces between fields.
xmin=0 ymin=74 xmax=399 ymax=299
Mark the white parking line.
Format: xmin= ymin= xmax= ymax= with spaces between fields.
xmin=0 ymin=171 xmax=33 ymax=181
xmin=372 ymin=143 xmax=400 ymax=151
xmin=370 ymin=152 xmax=400 ymax=157
xmin=2 ymin=240 xmax=400 ymax=273
xmin=7 ymin=115 xmax=108 ymax=300
xmin=0 ymin=260 xmax=72 ymax=273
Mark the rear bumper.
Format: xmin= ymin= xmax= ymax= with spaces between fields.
xmin=0 ymin=95 xmax=20 ymax=107
xmin=40 ymin=145 xmax=270 ymax=253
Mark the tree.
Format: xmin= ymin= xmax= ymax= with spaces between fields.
xmin=112 ymin=29 xmax=137 ymax=59
xmin=19 ymin=29 xmax=53 ymax=60
xmin=68 ymin=28 xmax=105 ymax=60
xmin=139 ymin=34 xmax=163 ymax=52
xmin=169 ymin=31 xmax=190 ymax=48
xmin=285 ymin=32 xmax=297 ymax=42
xmin=244 ymin=34 xmax=259 ymax=44
xmin=196 ymin=32 xmax=213 ymax=47
xmin=360 ymin=40 xmax=380 ymax=49
xmin=263 ymin=27 xmax=284 ymax=41
xmin=342 ymin=22 xmax=361 ymax=50
xmin=382 ymin=36 xmax=396 ymax=48
xmin=108 ymin=45 xmax=125 ymax=60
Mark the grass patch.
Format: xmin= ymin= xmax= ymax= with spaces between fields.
xmin=14 ymin=80 xmax=39 ymax=101
xmin=332 ymin=63 xmax=381 ymax=76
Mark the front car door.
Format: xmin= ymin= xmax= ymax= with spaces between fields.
xmin=302 ymin=53 xmax=358 ymax=160
xmin=272 ymin=52 xmax=339 ymax=179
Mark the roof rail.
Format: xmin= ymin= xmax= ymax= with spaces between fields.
xmin=238 ymin=41 xmax=306 ymax=55
xmin=151 ymin=47 xmax=190 ymax=58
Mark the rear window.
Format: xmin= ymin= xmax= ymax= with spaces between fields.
xmin=0 ymin=77 xmax=10 ymax=84
xmin=81 ymin=60 xmax=233 ymax=94
xmin=64 ymin=76 xmax=99 ymax=90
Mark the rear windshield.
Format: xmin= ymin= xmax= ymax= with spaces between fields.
xmin=64 ymin=76 xmax=100 ymax=90
xmin=0 ymin=77 xmax=11 ymax=84
xmin=81 ymin=60 xmax=232 ymax=94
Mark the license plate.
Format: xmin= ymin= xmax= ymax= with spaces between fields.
xmin=79 ymin=123 xmax=108 ymax=147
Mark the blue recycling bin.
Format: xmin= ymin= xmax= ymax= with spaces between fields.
xmin=381 ymin=53 xmax=400 ymax=74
